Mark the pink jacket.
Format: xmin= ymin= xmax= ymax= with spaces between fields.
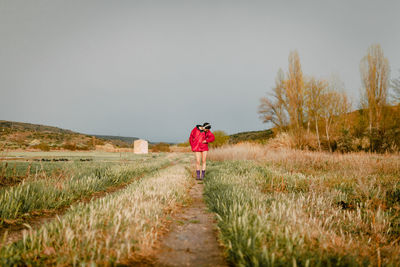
xmin=189 ymin=126 xmax=215 ymax=152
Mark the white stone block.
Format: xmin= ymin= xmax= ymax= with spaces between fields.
xmin=134 ymin=139 xmax=148 ymax=154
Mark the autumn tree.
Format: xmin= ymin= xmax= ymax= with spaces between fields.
xmin=286 ymin=51 xmax=305 ymax=130
xmin=259 ymin=51 xmax=304 ymax=132
xmin=259 ymin=50 xmax=354 ymax=152
xmin=304 ymin=77 xmax=328 ymax=150
xmin=321 ymin=90 xmax=351 ymax=152
xmin=360 ymin=44 xmax=390 ymax=140
xmin=258 ymin=69 xmax=288 ymax=131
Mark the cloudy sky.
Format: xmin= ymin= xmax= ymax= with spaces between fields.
xmin=1 ymin=0 xmax=399 ymax=142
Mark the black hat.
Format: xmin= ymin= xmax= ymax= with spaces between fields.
xmin=203 ymin=122 xmax=211 ymax=129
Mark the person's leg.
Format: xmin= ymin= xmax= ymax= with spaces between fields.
xmin=201 ymin=151 xmax=207 ymax=178
xmin=195 ymin=152 xmax=201 ymax=179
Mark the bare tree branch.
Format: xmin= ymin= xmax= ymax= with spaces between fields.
xmin=360 ymin=44 xmax=390 ymax=133
xmin=258 ymin=69 xmax=288 ymax=131
xmin=391 ymin=70 xmax=400 ymax=103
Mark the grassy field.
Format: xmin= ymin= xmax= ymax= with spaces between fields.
xmin=206 ymin=144 xmax=400 ymax=266
xmin=0 ymin=152 xmax=170 ymax=224
xmin=0 ymin=164 xmax=191 ymax=265
xmin=1 ymin=148 xmax=399 ymax=266
xmin=0 ymin=151 xmax=192 ymax=265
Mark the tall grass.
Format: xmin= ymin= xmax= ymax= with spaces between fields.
xmin=209 ymin=143 xmax=400 ymax=177
xmin=0 ymin=164 xmax=191 ymax=265
xmin=0 ymin=156 xmax=169 ymax=222
xmin=204 ymin=155 xmax=400 ymax=266
xmin=0 ymin=161 xmax=68 ymax=187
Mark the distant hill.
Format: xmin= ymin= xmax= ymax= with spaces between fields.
xmin=0 ymin=120 xmax=74 ymax=134
xmin=0 ymin=120 xmax=139 ymax=150
xmin=229 ymin=129 xmax=275 ymax=144
xmin=93 ymin=135 xmax=139 ymax=147
xmin=93 ymin=135 xmax=138 ymax=144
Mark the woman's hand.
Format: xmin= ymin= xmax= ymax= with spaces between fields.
xmin=202 ymin=140 xmax=207 ymax=144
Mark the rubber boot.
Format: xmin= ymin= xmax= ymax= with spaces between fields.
xmin=196 ymin=170 xmax=200 ymax=180
xmin=201 ymin=170 xmax=205 ymax=179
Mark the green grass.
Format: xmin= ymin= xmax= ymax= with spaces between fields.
xmin=204 ymin=160 xmax=400 ymax=266
xmin=0 ymin=161 xmax=68 ymax=186
xmin=0 ymin=164 xmax=191 ymax=266
xmin=0 ymin=154 xmax=169 ymax=223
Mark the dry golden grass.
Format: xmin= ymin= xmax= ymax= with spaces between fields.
xmin=206 ymin=143 xmax=400 ymax=265
xmin=209 ymin=142 xmax=400 ymax=177
xmin=169 ymin=145 xmax=191 ymax=153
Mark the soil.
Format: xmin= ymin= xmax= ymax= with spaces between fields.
xmin=153 ymin=179 xmax=227 ymax=267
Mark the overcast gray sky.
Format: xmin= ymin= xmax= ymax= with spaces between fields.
xmin=1 ymin=0 xmax=399 ymax=142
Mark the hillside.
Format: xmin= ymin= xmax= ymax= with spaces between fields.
xmin=0 ymin=120 xmax=74 ymax=134
xmin=0 ymin=120 xmax=139 ymax=151
xmin=229 ymin=129 xmax=275 ymax=144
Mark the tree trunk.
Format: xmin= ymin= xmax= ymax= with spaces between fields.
xmin=369 ymin=123 xmax=373 ymax=152
xmin=325 ymin=117 xmax=332 ymax=152
xmin=315 ymin=116 xmax=321 ymax=151
xmin=369 ymin=109 xmax=373 ymax=152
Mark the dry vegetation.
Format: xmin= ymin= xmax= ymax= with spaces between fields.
xmin=259 ymin=45 xmax=400 ymax=153
xmin=206 ymin=143 xmax=400 ymax=266
xmin=0 ymin=121 xmax=135 ymax=151
xmin=209 ymin=142 xmax=400 ymax=176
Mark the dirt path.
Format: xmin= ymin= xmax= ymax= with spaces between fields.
xmin=154 ymin=179 xmax=227 ymax=267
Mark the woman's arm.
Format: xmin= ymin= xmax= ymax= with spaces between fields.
xmin=205 ymin=131 xmax=215 ymax=143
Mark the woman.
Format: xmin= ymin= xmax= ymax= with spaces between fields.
xmin=189 ymin=122 xmax=215 ymax=180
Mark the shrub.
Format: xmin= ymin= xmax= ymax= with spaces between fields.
xmin=77 ymin=144 xmax=91 ymax=151
xmin=93 ymin=138 xmax=105 ymax=145
xmin=266 ymin=131 xmax=320 ymax=150
xmin=337 ymin=129 xmax=354 ymax=153
xmin=265 ymin=132 xmax=294 ymax=149
xmin=84 ymin=139 xmax=96 ymax=150
xmin=151 ymin=142 xmax=170 ymax=152
xmin=33 ymin=142 xmax=50 ymax=151
xmin=62 ymin=142 xmax=77 ymax=151
xmin=210 ymin=130 xmax=229 ymax=148
xmin=177 ymin=141 xmax=190 ymax=147
xmin=295 ymin=130 xmax=319 ymax=150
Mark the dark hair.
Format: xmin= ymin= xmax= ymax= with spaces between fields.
xmin=203 ymin=122 xmax=211 ymax=129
